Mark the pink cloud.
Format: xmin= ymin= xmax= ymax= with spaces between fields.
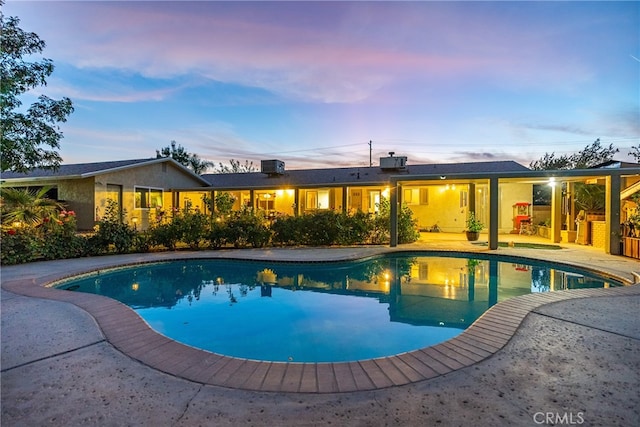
xmin=10 ymin=1 xmax=597 ymax=104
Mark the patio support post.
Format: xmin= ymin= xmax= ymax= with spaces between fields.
xmin=605 ymin=174 xmax=622 ymax=255
xmin=468 ymin=183 xmax=476 ymax=215
xmin=294 ymin=189 xmax=300 ymax=216
xmin=566 ymin=182 xmax=576 ymax=231
xmin=551 ymin=182 xmax=562 ymax=243
xmin=342 ymin=186 xmax=348 ymax=214
xmin=209 ymin=190 xmax=215 ymax=217
xmin=390 ymin=180 xmax=398 ymax=247
xmin=488 ymin=177 xmax=499 ymax=250
xmin=173 ymin=191 xmax=180 ymax=211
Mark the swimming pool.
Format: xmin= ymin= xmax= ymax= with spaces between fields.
xmin=56 ymin=253 xmax=620 ymax=363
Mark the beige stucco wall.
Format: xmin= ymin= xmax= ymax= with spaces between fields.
xmin=405 ymin=182 xmax=532 ymax=234
xmin=92 ymin=162 xmax=206 ymax=230
xmin=407 ymin=184 xmax=469 ymax=232
xmin=0 ymin=177 xmax=97 ymax=230
xmin=499 ymin=183 xmax=533 ymax=234
xmin=59 ymin=179 xmax=97 ymax=230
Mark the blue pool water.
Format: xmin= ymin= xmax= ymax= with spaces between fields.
xmin=56 ymin=253 xmax=620 ymax=362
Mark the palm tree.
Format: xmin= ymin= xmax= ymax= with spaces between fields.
xmin=0 ymin=187 xmax=64 ymax=226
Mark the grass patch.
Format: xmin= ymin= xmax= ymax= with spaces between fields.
xmin=472 ymin=242 xmax=563 ymax=250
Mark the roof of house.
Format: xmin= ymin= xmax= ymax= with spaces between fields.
xmin=591 ymin=160 xmax=640 ymax=169
xmin=201 ymin=160 xmax=531 ymax=189
xmin=0 ymin=158 xmax=210 ymax=186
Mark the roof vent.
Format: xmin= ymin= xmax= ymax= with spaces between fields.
xmin=261 ymin=159 xmax=285 ymax=175
xmin=379 ymin=153 xmax=407 ymax=170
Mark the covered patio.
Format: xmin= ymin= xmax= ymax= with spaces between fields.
xmin=390 ymin=166 xmax=640 ymax=258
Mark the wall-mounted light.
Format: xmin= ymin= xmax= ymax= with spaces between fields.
xmin=548 ymin=177 xmax=556 ymax=187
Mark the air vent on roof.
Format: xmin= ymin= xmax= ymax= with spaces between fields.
xmin=379 ymin=152 xmax=407 ymax=170
xmin=261 ymin=159 xmax=285 ymax=175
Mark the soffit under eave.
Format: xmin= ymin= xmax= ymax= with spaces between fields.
xmin=0 ymin=175 xmax=86 ymax=185
xmin=171 ymin=182 xmax=393 ymax=192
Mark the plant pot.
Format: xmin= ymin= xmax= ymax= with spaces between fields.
xmin=466 ymin=231 xmax=480 ymax=241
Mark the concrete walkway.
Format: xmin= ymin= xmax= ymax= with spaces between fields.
xmin=2 ymin=239 xmax=640 ymax=426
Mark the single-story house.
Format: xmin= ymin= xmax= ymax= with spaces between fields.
xmin=0 ymin=157 xmax=210 ymax=230
xmin=2 ymin=154 xmax=639 ymax=257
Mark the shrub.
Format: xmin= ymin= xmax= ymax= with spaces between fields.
xmin=207 ymin=220 xmax=228 ymax=249
xmin=0 ymin=228 xmax=39 ymax=264
xmin=375 ymin=197 xmax=419 ymax=244
xmin=39 ymin=210 xmax=88 ymax=259
xmin=90 ymin=200 xmax=136 ymax=254
xmin=271 ymin=214 xmax=304 ymax=246
xmin=226 ymin=209 xmax=271 ymax=248
xmin=132 ymin=231 xmax=152 ymax=253
xmin=175 ymin=209 xmax=209 ymax=249
xmin=338 ymin=210 xmax=373 ymax=245
xmin=149 ymin=221 xmax=181 ymax=250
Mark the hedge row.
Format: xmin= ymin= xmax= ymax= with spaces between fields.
xmin=1 ymin=203 xmax=419 ymax=265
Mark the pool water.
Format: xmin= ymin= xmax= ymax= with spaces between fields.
xmin=56 ymin=253 xmax=620 ymax=362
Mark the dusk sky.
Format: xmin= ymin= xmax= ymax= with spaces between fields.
xmin=5 ymin=1 xmax=639 ymax=170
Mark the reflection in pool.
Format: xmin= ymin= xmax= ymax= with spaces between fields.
xmin=56 ymin=253 xmax=620 ymax=362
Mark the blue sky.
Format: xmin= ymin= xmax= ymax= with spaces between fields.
xmin=5 ymin=1 xmax=639 ymax=170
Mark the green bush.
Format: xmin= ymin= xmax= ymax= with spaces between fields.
xmin=337 ymin=210 xmax=373 ymax=245
xmin=299 ymin=210 xmax=343 ymax=245
xmin=207 ymin=220 xmax=228 ymax=249
xmin=271 ymin=214 xmax=304 ymax=246
xmin=374 ymin=198 xmax=419 ymax=244
xmin=149 ymin=221 xmax=181 ymax=250
xmin=38 ymin=210 xmax=87 ymax=259
xmin=225 ymin=209 xmax=271 ymax=248
xmin=132 ymin=231 xmax=152 ymax=253
xmin=0 ymin=228 xmax=39 ymax=264
xmin=174 ymin=209 xmax=209 ymax=249
xmin=90 ymin=200 xmax=136 ymax=254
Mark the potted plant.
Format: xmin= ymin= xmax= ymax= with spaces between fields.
xmin=465 ymin=212 xmax=484 ymax=241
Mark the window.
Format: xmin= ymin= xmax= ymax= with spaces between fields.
xmin=317 ymin=190 xmax=330 ymax=209
xmin=135 ymin=187 xmax=163 ymax=209
xmin=306 ymin=191 xmax=317 ymax=209
xmin=460 ymin=190 xmax=468 ymax=208
xmin=404 ymin=188 xmax=429 ymax=205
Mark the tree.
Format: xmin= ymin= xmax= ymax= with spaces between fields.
xmin=156 ymin=140 xmax=213 ymax=174
xmin=214 ymin=159 xmax=257 ymax=174
xmin=529 ymin=138 xmax=618 ymax=171
xmin=571 ymin=138 xmax=618 ymax=169
xmin=0 ymin=186 xmax=64 ymax=226
xmin=529 ymin=138 xmax=618 ymax=206
xmin=529 ymin=152 xmax=573 ymax=171
xmin=1 ymin=8 xmax=74 ymax=173
xmin=629 ymin=145 xmax=640 ymax=163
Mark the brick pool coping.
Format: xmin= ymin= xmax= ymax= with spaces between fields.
xmin=3 ymin=250 xmax=639 ymax=393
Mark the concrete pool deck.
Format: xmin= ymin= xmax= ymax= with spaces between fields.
xmin=2 ymin=236 xmax=640 ymax=425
